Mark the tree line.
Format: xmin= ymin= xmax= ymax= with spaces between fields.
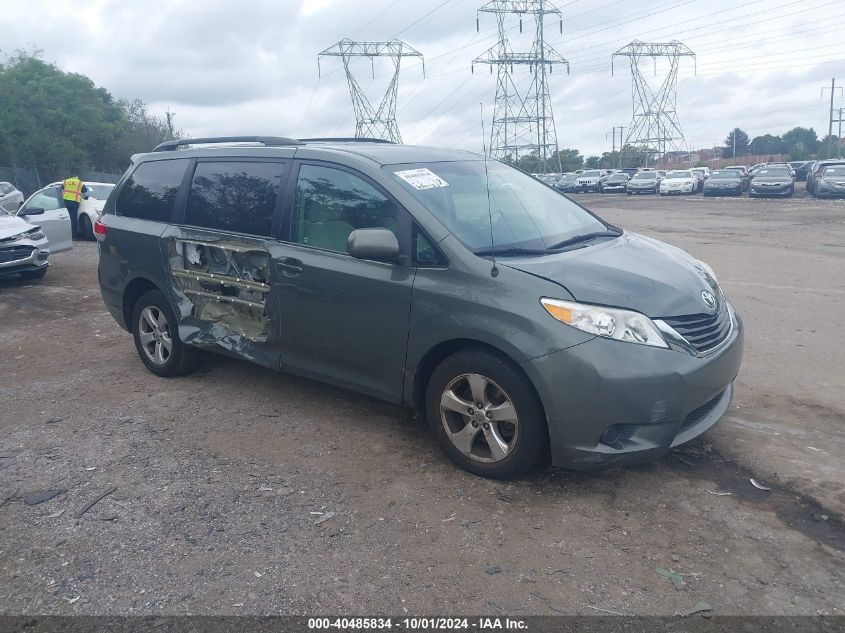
xmin=505 ymin=124 xmax=841 ymax=173
xmin=0 ymin=50 xmax=184 ymax=184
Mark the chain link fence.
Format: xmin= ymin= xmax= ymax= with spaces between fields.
xmin=0 ymin=165 xmax=124 ymax=198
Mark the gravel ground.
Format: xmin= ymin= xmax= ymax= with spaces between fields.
xmin=1 ymin=190 xmax=843 ymax=616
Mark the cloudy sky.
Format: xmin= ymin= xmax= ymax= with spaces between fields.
xmin=3 ymin=0 xmax=844 ymax=156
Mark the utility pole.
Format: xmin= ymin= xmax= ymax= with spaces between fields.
xmin=821 ymin=79 xmax=842 ymax=158
xmin=613 ymin=41 xmax=695 ymax=168
xmin=318 ymin=39 xmax=424 ymax=143
xmin=474 ymin=0 xmax=569 ymax=173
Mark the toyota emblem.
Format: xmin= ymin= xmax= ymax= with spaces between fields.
xmin=701 ymin=290 xmax=717 ymax=310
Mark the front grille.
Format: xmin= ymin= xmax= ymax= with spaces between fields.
xmin=662 ymin=307 xmax=731 ymax=354
xmin=0 ymin=245 xmax=34 ymax=263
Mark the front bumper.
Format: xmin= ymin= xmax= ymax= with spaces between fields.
xmin=602 ymin=185 xmax=627 ymax=192
xmin=628 ymin=185 xmax=658 ymax=193
xmin=522 ymin=310 xmax=744 ymax=470
xmin=750 ymin=184 xmax=792 ymax=196
xmin=817 ymin=183 xmax=845 ymax=197
xmin=704 ymin=186 xmax=742 ymax=196
xmin=0 ymin=241 xmax=50 ymax=276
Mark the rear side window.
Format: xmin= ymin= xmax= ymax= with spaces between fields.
xmin=184 ymin=161 xmax=285 ymax=237
xmin=292 ymin=164 xmax=398 ymax=253
xmin=117 ymin=159 xmax=190 ymax=221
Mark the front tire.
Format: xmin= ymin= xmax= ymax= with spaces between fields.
xmin=131 ymin=289 xmax=197 ymax=377
xmin=426 ymin=349 xmax=548 ymax=479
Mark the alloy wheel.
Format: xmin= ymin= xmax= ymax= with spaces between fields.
xmin=138 ymin=306 xmax=173 ymax=366
xmin=439 ymin=373 xmax=518 ymax=463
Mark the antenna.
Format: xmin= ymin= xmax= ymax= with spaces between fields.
xmin=480 ymin=103 xmax=498 ymax=278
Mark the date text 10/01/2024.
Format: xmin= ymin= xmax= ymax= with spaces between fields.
xmin=308 ymin=618 xmax=528 ymax=630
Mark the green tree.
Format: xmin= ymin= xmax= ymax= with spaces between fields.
xmin=781 ymin=127 xmax=819 ymax=160
xmin=722 ymin=128 xmax=749 ymax=158
xmin=0 ymin=50 xmax=184 ymax=183
xmin=818 ymin=135 xmax=842 ymax=159
xmin=552 ymin=148 xmax=584 ymax=172
xmin=749 ymin=134 xmax=784 ymax=155
xmin=584 ymin=155 xmax=600 ymax=169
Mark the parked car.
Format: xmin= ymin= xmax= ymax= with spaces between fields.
xmin=807 ymin=160 xmax=845 ymax=195
xmin=0 ymin=182 xmax=25 ymax=213
xmin=814 ymin=164 xmax=845 ymax=198
xmin=749 ymin=165 xmax=794 ymax=198
xmin=599 ymin=172 xmax=629 ymax=193
xmin=620 ymin=167 xmax=640 ymax=178
xmin=27 ymin=181 xmax=115 ymax=240
xmin=660 ymin=170 xmax=699 ymax=195
xmin=722 ymin=166 xmax=750 ymax=191
xmin=626 ymin=170 xmax=661 ymax=194
xmin=553 ymin=173 xmax=579 ymax=193
xmin=1 ymin=196 xmax=72 ymax=280
xmin=575 ymin=169 xmax=606 ymax=192
xmin=97 ymin=136 xmax=743 ymax=479
xmin=690 ymin=167 xmax=710 ymax=184
xmin=788 ymin=161 xmax=813 ymax=180
xmin=703 ymin=170 xmax=744 ymax=197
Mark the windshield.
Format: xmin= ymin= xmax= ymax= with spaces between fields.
xmin=387 ymin=161 xmax=609 ymax=253
xmin=756 ymin=167 xmax=791 ymax=177
xmin=710 ymin=171 xmax=740 ymax=180
xmin=632 ymin=172 xmax=657 ymax=180
xmin=607 ymin=174 xmax=627 ymax=181
xmin=85 ymin=184 xmax=115 ymax=199
xmin=583 ymin=170 xmax=601 ymax=177
xmin=667 ymin=170 xmax=692 ymax=178
xmin=822 ymin=166 xmax=845 ymax=177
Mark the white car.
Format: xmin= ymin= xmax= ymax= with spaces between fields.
xmin=0 ymin=198 xmax=72 ymax=280
xmin=575 ymin=169 xmax=607 ymax=192
xmin=0 ymin=181 xmax=25 ymax=212
xmin=43 ymin=181 xmax=116 ymax=240
xmin=660 ymin=169 xmax=699 ymax=195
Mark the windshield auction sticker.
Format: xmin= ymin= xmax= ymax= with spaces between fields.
xmin=395 ymin=168 xmax=450 ymax=190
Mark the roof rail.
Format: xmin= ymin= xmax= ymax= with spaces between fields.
xmin=153 ymin=136 xmax=303 ymax=152
xmin=298 ymin=137 xmax=395 ymax=144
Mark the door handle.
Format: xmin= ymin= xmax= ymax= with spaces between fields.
xmin=276 ymin=258 xmax=303 ymax=276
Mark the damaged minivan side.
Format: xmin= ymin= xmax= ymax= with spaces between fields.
xmin=98 ymin=137 xmax=742 ymax=479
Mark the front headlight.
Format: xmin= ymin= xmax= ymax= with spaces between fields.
xmin=8 ymin=228 xmax=45 ymax=241
xmin=540 ymin=298 xmax=668 ymax=348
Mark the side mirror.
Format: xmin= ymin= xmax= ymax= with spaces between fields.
xmin=19 ymin=207 xmax=45 ymax=216
xmin=347 ymin=228 xmax=400 ymax=261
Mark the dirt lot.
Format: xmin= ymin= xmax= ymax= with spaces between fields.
xmin=1 ymin=191 xmax=844 ymax=616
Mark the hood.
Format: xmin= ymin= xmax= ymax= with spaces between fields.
xmin=502 ymin=232 xmax=717 ymax=318
xmin=0 ymin=214 xmax=35 ymax=240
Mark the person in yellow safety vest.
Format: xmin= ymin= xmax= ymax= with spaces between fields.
xmin=61 ymin=176 xmax=87 ymax=240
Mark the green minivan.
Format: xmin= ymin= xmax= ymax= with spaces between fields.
xmin=97 ymin=137 xmax=743 ymax=479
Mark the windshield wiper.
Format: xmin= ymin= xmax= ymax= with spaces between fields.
xmin=547 ymin=229 xmax=621 ymax=251
xmin=473 ymin=247 xmax=549 ymax=257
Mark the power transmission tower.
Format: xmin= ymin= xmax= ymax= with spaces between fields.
xmin=613 ymin=40 xmax=695 ymax=167
xmin=318 ymin=39 xmax=424 ymax=143
xmin=473 ymin=0 xmax=568 ymax=173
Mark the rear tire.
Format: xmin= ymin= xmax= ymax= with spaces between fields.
xmin=425 ymin=349 xmax=548 ymax=479
xmin=131 ymin=289 xmax=197 ymax=377
xmin=79 ymin=214 xmax=94 ymax=241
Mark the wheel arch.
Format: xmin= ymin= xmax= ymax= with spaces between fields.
xmin=410 ymin=338 xmax=545 ymax=424
xmin=122 ymin=277 xmax=161 ymax=333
